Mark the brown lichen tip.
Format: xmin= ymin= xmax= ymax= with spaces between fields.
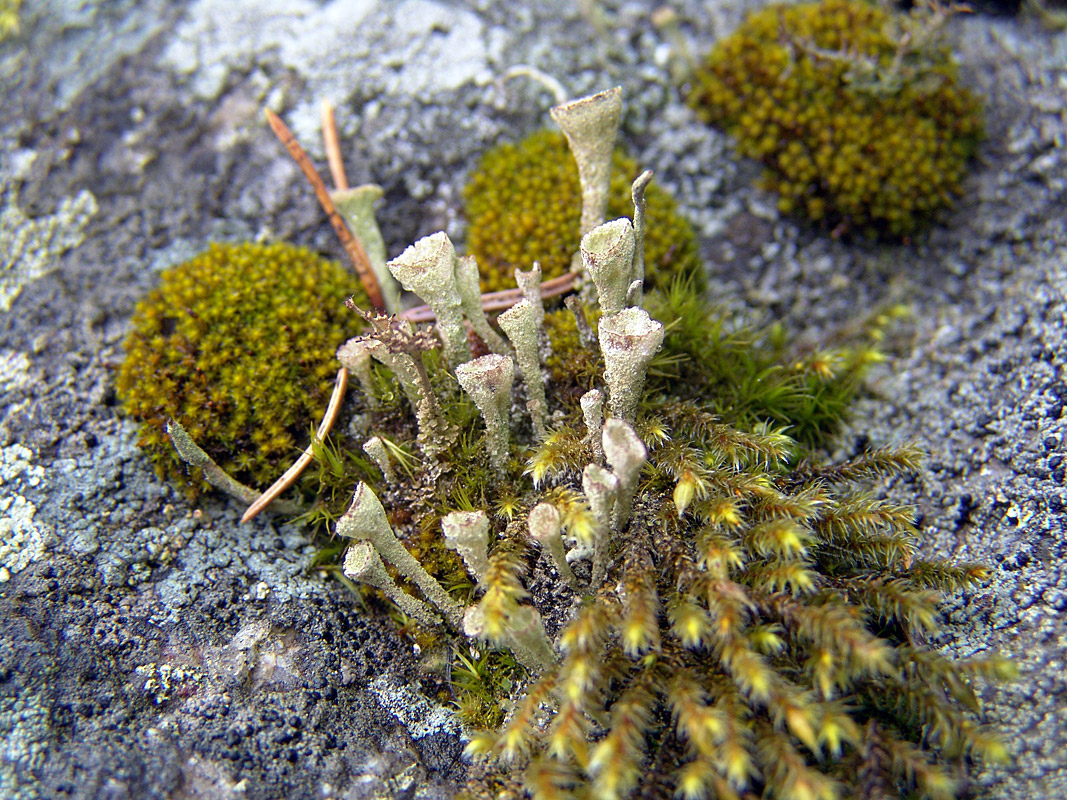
xmin=240 ymin=367 xmax=348 ymax=523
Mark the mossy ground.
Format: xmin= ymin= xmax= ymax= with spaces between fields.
xmin=688 ymin=0 xmax=982 ymax=237
xmin=117 ymin=241 xmax=367 ymax=496
xmin=118 ymin=95 xmax=1005 ymax=800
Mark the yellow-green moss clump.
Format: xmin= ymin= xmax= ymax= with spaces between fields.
xmin=689 ymin=0 xmax=982 ymax=237
xmin=463 ymin=130 xmax=703 ymax=292
xmin=117 ymin=242 xmax=364 ymax=495
xmin=0 ymin=0 xmax=21 ymax=40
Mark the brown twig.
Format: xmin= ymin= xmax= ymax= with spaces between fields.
xmin=321 ymin=99 xmax=349 ymax=191
xmin=264 ymin=109 xmax=385 ymax=312
xmin=241 ymin=367 xmax=349 ymax=523
xmin=400 ymin=271 xmax=580 ymax=323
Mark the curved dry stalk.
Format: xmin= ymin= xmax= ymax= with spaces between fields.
xmin=400 ymin=270 xmax=579 ymax=323
xmin=241 ymin=367 xmax=349 ymax=523
xmin=321 ymin=99 xmax=349 ymax=192
xmin=264 ymin=109 xmax=385 ymax=312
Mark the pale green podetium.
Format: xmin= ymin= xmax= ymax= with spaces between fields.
xmin=580 ymin=389 xmax=605 ymax=463
xmin=581 ymin=218 xmax=636 ymax=317
xmin=550 ymin=86 xmax=623 ymax=237
xmin=463 ymin=598 xmax=556 ymax=674
xmin=455 ymin=253 xmax=510 ymax=354
xmin=336 ymin=338 xmax=378 ymax=407
xmin=582 ymin=463 xmax=618 ymax=586
xmin=602 ymin=419 xmax=646 ymax=532
xmin=455 ymin=354 xmax=515 ymax=472
xmin=442 ymin=510 xmax=492 ymax=586
xmin=386 ymin=232 xmax=471 ymax=368
xmin=337 ymin=482 xmax=463 ymax=627
xmin=527 ymin=502 xmax=577 ymax=590
xmin=165 ymin=419 xmax=299 ymax=514
xmin=497 ymin=300 xmax=548 ymax=440
xmin=330 ymin=183 xmax=401 ymax=313
xmin=344 ymin=540 xmax=439 ymax=626
xmin=362 ymin=436 xmax=395 ymax=484
xmin=598 ymin=307 xmax=664 ymax=424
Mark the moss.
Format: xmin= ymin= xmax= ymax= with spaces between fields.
xmin=688 ymin=0 xmax=982 ymax=237
xmin=645 ymin=278 xmax=897 ymax=450
xmin=463 ymin=130 xmax=703 ymax=292
xmin=0 ymin=0 xmax=20 ymax=41
xmin=130 ymin=93 xmax=1007 ymax=800
xmin=464 ymin=345 xmax=1009 ymax=798
xmin=117 ymin=242 xmax=366 ymax=495
xmin=327 ymin=277 xmax=1005 ymax=800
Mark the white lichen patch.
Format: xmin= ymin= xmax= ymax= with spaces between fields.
xmin=201 ymin=621 xmax=304 ymax=690
xmin=0 ymin=444 xmax=48 ymax=583
xmin=368 ymin=674 xmax=461 ymax=740
xmin=162 ymin=0 xmax=499 ymax=151
xmin=0 ymin=691 xmax=50 ymax=796
xmin=133 ymin=663 xmax=206 ymax=705
xmin=0 ymin=350 xmax=30 ymax=391
xmin=0 ymin=187 xmax=97 ymax=312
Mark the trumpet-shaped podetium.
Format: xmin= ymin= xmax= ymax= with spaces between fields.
xmin=527 ymin=502 xmax=578 ymax=590
xmin=330 ymin=183 xmax=401 ymax=313
xmin=125 ymin=87 xmax=1007 ymax=800
xmin=581 ymin=218 xmax=636 ymax=316
xmin=455 ymin=354 xmax=516 ymax=472
xmin=462 ymin=130 xmax=702 ymax=293
xmin=386 ymin=232 xmax=471 ymax=367
xmin=442 ymin=510 xmax=492 ymax=586
xmin=497 ymin=300 xmax=549 ymax=440
xmin=344 ymin=540 xmax=439 ymax=626
xmin=549 ymin=86 xmax=623 ymax=237
xmin=598 ymin=307 xmax=665 ymax=424
xmin=337 ymin=482 xmax=463 ymax=627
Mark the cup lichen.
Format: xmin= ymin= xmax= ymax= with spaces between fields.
xmin=121 ymin=84 xmax=1009 ymax=800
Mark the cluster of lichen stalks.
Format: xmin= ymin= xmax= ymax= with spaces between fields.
xmin=302 ymin=88 xmax=1008 ymax=800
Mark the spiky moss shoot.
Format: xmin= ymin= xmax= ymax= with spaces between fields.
xmin=452 ymin=282 xmax=1008 ymax=799
xmin=644 ymin=278 xmax=897 ymax=451
xmin=463 ymin=130 xmax=703 ymax=292
xmin=688 ymin=0 xmax=982 ymax=237
xmin=117 ymin=242 xmax=366 ymax=495
xmin=468 ymin=403 xmax=1009 ymax=800
xmin=291 ymin=247 xmax=1001 ymax=799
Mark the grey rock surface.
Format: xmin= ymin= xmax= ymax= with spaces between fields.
xmin=0 ymin=0 xmax=1063 ymax=798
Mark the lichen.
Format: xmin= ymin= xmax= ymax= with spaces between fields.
xmin=0 ymin=443 xmax=47 ymax=584
xmin=0 ymin=186 xmax=97 ymax=312
xmin=328 ymin=240 xmax=1007 ymax=799
xmin=126 ymin=86 xmax=1008 ymax=800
